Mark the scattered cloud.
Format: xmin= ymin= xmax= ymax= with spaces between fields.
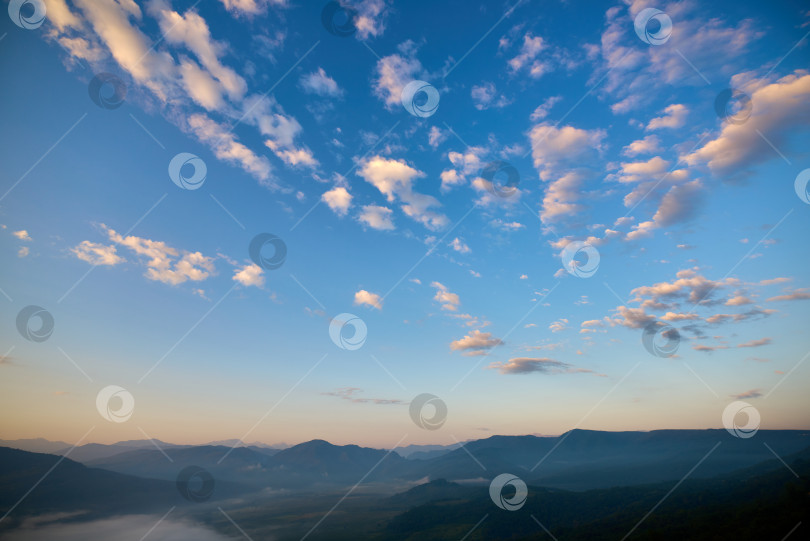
xmin=530 ymin=96 xmax=561 ymax=121
xmin=358 ymin=156 xmax=448 ymax=230
xmin=737 ymin=337 xmax=772 ymax=348
xmin=323 ymin=387 xmax=404 ymax=405
xmin=357 ymin=205 xmax=395 ymax=230
xmin=71 ymin=240 xmax=125 ymax=266
xmin=354 ymin=289 xmax=383 ymax=310
xmin=684 ymin=71 xmax=810 ymax=176
xmin=471 ymin=82 xmax=510 ymax=110
xmin=450 ymin=330 xmax=503 ymax=354
xmin=431 ymin=281 xmax=460 ymax=311
xmin=508 ymin=33 xmax=549 ymax=78
xmin=322 ymin=186 xmax=353 ymax=216
xmin=489 ymin=357 xmax=596 ymax=375
xmin=300 ymin=67 xmax=343 ymax=97
xmin=646 ymin=104 xmax=688 ymax=130
xmin=767 ymin=289 xmax=810 ymax=302
xmin=549 ymin=318 xmax=568 ymax=333
xmin=731 ymin=389 xmax=762 ymax=400
xmin=233 ymin=263 xmax=264 ymax=287
xmin=449 ymin=237 xmax=470 ymax=254
xmin=622 ymin=134 xmax=662 ymax=157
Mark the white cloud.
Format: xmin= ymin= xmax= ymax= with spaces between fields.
xmin=549 ymin=318 xmax=568 ymax=333
xmin=489 ymin=357 xmax=595 ymax=375
xmin=71 ymin=240 xmax=124 ymax=266
xmin=440 ymin=146 xmax=486 ymax=192
xmin=428 ymin=126 xmax=446 ymax=148
xmin=357 ymin=205 xmax=395 ymax=230
xmin=449 ymin=238 xmax=470 ymax=254
xmin=152 ymin=2 xmax=247 ymax=103
xmin=241 ymin=95 xmax=318 ymax=170
xmin=300 ymin=67 xmax=343 ymax=97
xmin=358 ymin=156 xmax=448 ymax=230
xmin=18 ymin=247 xmax=30 ymax=258
xmin=322 ymin=186 xmax=352 ymax=216
xmin=187 ymin=113 xmax=274 ymax=185
xmin=373 ymin=41 xmax=422 ymax=108
xmin=450 ymin=330 xmax=503 ymax=353
xmin=508 ymin=33 xmax=549 ymax=78
xmin=101 ymin=225 xmax=215 ymax=286
xmin=233 ymin=263 xmax=265 ymax=287
xmin=684 ymin=71 xmax=810 ymax=175
xmin=594 ymin=2 xmax=762 ymax=114
xmin=491 ymin=219 xmax=525 ymax=231
xmin=540 ymin=170 xmax=587 ymax=224
xmin=354 ymin=289 xmax=383 ymax=310
xmin=622 ymin=134 xmax=662 ymax=157
xmin=530 ymin=96 xmax=561 ymax=121
xmin=354 ymin=0 xmax=389 ymax=40
xmin=431 ymin=281 xmax=460 ymax=311
xmin=273 ymin=147 xmax=318 ymax=168
xmin=529 ymin=123 xmax=606 ymax=180
xmin=218 ymin=0 xmax=287 ymax=16
xmin=471 ymin=82 xmax=509 ymax=110
xmin=647 ymin=104 xmax=688 ymax=130
xmin=12 ymin=230 xmax=31 ymax=241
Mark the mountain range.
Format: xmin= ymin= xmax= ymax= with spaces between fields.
xmin=2 ymin=429 xmax=808 ymax=492
xmin=2 ymin=429 xmax=808 ymax=540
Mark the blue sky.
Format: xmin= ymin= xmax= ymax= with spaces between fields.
xmin=1 ymin=0 xmax=809 ymax=448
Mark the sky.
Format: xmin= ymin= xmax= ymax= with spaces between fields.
xmin=1 ymin=0 xmax=809 ymax=449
